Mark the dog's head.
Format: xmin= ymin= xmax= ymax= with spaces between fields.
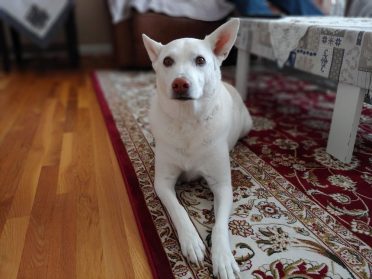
xmin=142 ymin=19 xmax=239 ymax=101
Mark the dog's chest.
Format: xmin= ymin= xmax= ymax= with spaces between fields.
xmin=150 ymin=98 xmax=230 ymax=168
xmin=163 ymin=118 xmax=217 ymax=154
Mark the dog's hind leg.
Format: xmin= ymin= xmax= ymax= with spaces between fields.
xmin=240 ymin=106 xmax=253 ymax=139
xmin=154 ymin=158 xmax=206 ymax=266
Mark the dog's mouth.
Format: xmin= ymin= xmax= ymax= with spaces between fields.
xmin=171 ymin=94 xmax=195 ymax=101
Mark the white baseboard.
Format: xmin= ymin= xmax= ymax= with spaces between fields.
xmin=79 ymin=43 xmax=112 ymax=55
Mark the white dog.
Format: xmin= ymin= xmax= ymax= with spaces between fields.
xmin=143 ymin=19 xmax=252 ymax=279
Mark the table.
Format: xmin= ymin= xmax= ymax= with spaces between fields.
xmin=235 ymin=16 xmax=372 ymax=163
xmin=0 ymin=0 xmax=80 ymax=69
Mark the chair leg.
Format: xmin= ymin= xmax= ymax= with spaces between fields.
xmin=10 ymin=27 xmax=23 ymax=68
xmin=0 ymin=21 xmax=11 ymax=72
xmin=65 ymin=8 xmax=80 ymax=68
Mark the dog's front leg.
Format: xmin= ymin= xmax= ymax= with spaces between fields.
xmin=154 ymin=157 xmax=206 ymax=265
xmin=203 ymin=150 xmax=240 ymax=279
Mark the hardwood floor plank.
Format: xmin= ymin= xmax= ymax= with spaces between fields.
xmin=0 ymin=73 xmax=12 ymax=90
xmin=56 ymin=132 xmax=74 ymax=194
xmin=42 ymin=119 xmax=64 ymax=167
xmin=64 ymin=85 xmax=78 ymax=132
xmin=77 ymin=87 xmax=89 ymax=109
xmin=43 ymin=84 xmax=65 ymax=166
xmin=0 ymin=108 xmax=42 ymax=233
xmin=44 ymin=193 xmax=77 ymax=279
xmin=0 ymin=74 xmax=30 ymax=119
xmin=76 ymin=107 xmax=105 ymax=279
xmin=0 ymin=216 xmax=29 ymax=279
xmin=56 ymin=81 xmax=71 ymax=109
xmin=16 ymin=165 xmax=59 ymax=279
xmin=8 ymin=98 xmax=58 ymax=218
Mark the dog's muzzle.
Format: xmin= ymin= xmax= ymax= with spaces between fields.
xmin=171 ymin=78 xmax=193 ymax=100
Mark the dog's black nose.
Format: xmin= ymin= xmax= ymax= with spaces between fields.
xmin=172 ymin=78 xmax=190 ymax=95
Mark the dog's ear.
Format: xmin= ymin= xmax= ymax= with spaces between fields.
xmin=142 ymin=34 xmax=163 ymax=63
xmin=205 ymin=19 xmax=240 ymax=64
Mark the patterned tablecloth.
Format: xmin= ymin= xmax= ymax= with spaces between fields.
xmin=236 ymin=17 xmax=372 ymax=91
xmin=0 ymin=0 xmax=71 ymax=47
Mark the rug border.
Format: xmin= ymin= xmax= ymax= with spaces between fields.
xmin=91 ymin=71 xmax=174 ymax=279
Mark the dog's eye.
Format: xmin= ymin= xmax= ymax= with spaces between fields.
xmin=195 ymin=56 xmax=206 ymax=66
xmin=163 ymin=57 xmax=174 ymax=67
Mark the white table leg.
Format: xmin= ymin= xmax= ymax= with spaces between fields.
xmin=326 ymin=82 xmax=366 ymax=163
xmin=235 ymin=48 xmax=250 ymax=100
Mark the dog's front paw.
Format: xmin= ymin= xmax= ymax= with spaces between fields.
xmin=178 ymin=228 xmax=206 ymax=266
xmin=211 ymin=242 xmax=240 ymax=279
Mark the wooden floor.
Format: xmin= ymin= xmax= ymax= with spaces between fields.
xmin=0 ymin=59 xmax=153 ymax=279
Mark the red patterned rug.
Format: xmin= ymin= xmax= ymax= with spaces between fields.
xmin=92 ymin=69 xmax=372 ymax=279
